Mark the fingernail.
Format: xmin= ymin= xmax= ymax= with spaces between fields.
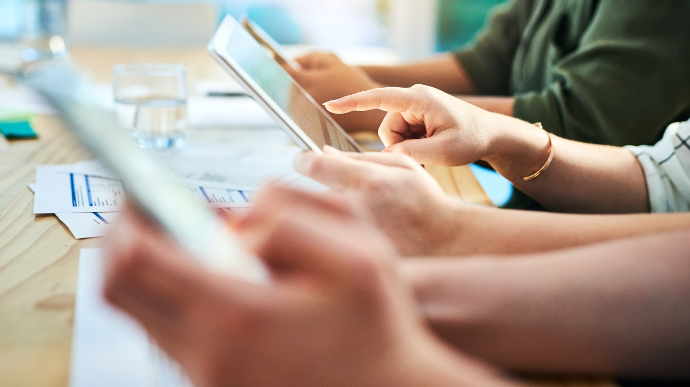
xmin=322 ymin=100 xmax=336 ymax=106
xmin=293 ymin=151 xmax=315 ymax=173
xmin=381 ymin=148 xmax=392 ymax=153
xmin=323 ymin=145 xmax=341 ymax=155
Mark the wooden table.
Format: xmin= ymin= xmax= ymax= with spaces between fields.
xmin=0 ymin=47 xmax=492 ymax=387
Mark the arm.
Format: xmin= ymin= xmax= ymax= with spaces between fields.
xmin=360 ymin=55 xmax=477 ymax=95
xmin=103 ymin=188 xmax=517 ymax=387
xmin=511 ymin=0 xmax=690 ymax=145
xmin=324 ymin=85 xmax=650 ymax=213
xmin=448 ymin=0 xmax=535 ymax=97
xmin=483 ymin=113 xmax=650 ymax=213
xmin=457 ymin=95 xmax=514 ymax=117
xmin=402 ymin=228 xmax=690 ymax=378
xmin=295 ymin=149 xmax=690 ymax=257
xmin=361 ymin=0 xmax=533 ymax=98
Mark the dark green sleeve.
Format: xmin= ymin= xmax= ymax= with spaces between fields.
xmin=452 ymin=0 xmax=536 ymax=95
xmin=513 ymin=0 xmax=690 ymax=146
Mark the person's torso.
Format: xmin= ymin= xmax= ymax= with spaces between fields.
xmin=510 ymin=0 xmax=600 ymax=93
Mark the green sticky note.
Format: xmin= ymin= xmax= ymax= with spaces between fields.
xmin=0 ymin=121 xmax=38 ymax=139
xmin=0 ymin=110 xmax=34 ymax=123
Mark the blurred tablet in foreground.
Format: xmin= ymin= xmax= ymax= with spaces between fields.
xmin=22 ymin=63 xmax=269 ymax=284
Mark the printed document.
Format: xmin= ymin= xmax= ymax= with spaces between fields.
xmin=29 ymin=183 xmax=118 ymax=239
xmin=33 ymin=164 xmax=258 ymax=214
xmin=55 ymin=212 xmax=119 ymax=239
xmin=71 ymin=249 xmax=193 ymax=387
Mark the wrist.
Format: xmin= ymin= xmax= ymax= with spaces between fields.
xmin=435 ymin=201 xmax=484 ymax=256
xmin=423 ymin=198 xmax=474 ymax=256
xmin=382 ymin=263 xmax=513 ymax=387
xmin=374 ymin=330 xmax=507 ymax=387
xmin=483 ymin=114 xmax=552 ymax=182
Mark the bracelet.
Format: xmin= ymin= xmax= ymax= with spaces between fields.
xmin=522 ymin=123 xmax=555 ymax=182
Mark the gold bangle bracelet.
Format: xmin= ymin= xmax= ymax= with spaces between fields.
xmin=522 ymin=123 xmax=555 ymax=182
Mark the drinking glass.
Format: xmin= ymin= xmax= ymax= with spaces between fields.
xmin=113 ymin=64 xmax=188 ymax=149
xmin=21 ymin=0 xmax=69 ymax=61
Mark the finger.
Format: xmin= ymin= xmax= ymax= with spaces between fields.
xmin=323 ymin=145 xmax=421 ymax=170
xmin=237 ymin=185 xmax=353 ymax=245
xmin=104 ymin=208 xmax=271 ymax=365
xmin=104 ymin=206 xmax=263 ymax=328
xmin=246 ymin=187 xmax=390 ymax=285
xmin=305 ymin=51 xmax=339 ymax=68
xmin=103 ymin=212 xmax=202 ymax=321
xmin=378 ymin=111 xmax=427 ymax=148
xmin=215 ymin=208 xmax=242 ymax=229
xmin=293 ymin=52 xmax=314 ymax=68
xmin=106 ymin=278 xmax=190 ymax=357
xmin=102 ymin=214 xmax=198 ymax=352
xmin=105 ymin=250 xmax=245 ymax=374
xmin=249 ymin=190 xmax=398 ymax=298
xmin=378 ymin=111 xmax=413 ymax=147
xmin=294 ymin=151 xmax=386 ymax=190
xmin=293 ymin=51 xmax=336 ymax=69
xmin=323 ymin=88 xmax=425 ymax=118
xmin=238 ymin=186 xmax=364 ymax=277
xmin=293 ymin=51 xmax=322 ymax=68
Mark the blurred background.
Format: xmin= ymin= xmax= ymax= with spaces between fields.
xmin=0 ymin=0 xmax=506 ymax=59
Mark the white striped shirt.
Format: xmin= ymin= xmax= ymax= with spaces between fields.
xmin=625 ymin=119 xmax=690 ymax=213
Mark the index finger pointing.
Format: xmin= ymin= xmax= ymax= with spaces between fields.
xmin=323 ymin=87 xmax=421 ymax=114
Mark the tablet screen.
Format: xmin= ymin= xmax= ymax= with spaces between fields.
xmin=214 ymin=19 xmax=362 ymax=153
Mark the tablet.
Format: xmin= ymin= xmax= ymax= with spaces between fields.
xmin=208 ymin=15 xmax=363 ymax=153
xmin=23 ymin=63 xmax=269 ymax=284
xmin=240 ymin=16 xmax=302 ymax=70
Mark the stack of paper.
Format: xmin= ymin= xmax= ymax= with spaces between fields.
xmin=30 ymin=144 xmax=324 ymax=239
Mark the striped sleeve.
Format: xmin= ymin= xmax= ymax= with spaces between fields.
xmin=625 ymin=120 xmax=690 ymax=213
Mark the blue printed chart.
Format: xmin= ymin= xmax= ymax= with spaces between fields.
xmin=188 ymin=186 xmax=257 ymax=207
xmin=34 ymin=166 xmax=257 ymax=215
xmin=68 ymin=173 xmax=126 ymax=209
xmin=29 ymin=149 xmax=318 ymax=239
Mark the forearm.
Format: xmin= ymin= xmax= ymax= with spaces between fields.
xmin=360 ymin=55 xmax=477 ymax=95
xmin=483 ymin=114 xmax=649 ymax=213
xmin=402 ymin=228 xmax=690 ymax=377
xmin=457 ymin=96 xmax=514 ymax=117
xmin=443 ymin=203 xmax=690 ymax=256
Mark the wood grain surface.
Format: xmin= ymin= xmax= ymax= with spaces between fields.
xmin=0 ymin=115 xmax=98 ymax=387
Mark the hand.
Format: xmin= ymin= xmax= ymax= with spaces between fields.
xmin=294 ymin=147 xmax=466 ymax=256
xmin=284 ymin=51 xmax=386 ymax=132
xmin=324 ymin=85 xmax=549 ymax=173
xmin=102 ymin=187 xmax=501 ymax=387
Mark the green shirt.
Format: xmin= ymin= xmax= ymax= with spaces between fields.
xmin=454 ymin=0 xmax=690 ymax=147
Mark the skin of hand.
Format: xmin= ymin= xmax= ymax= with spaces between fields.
xmin=293 ymin=146 xmax=464 ymax=256
xmin=325 ymin=85 xmax=650 ymax=213
xmin=102 ymin=186 xmax=511 ymax=387
xmin=323 ymin=84 xmax=545 ymax=169
xmin=283 ymin=52 xmax=386 ymax=132
xmin=294 ymin=147 xmax=690 ymax=256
